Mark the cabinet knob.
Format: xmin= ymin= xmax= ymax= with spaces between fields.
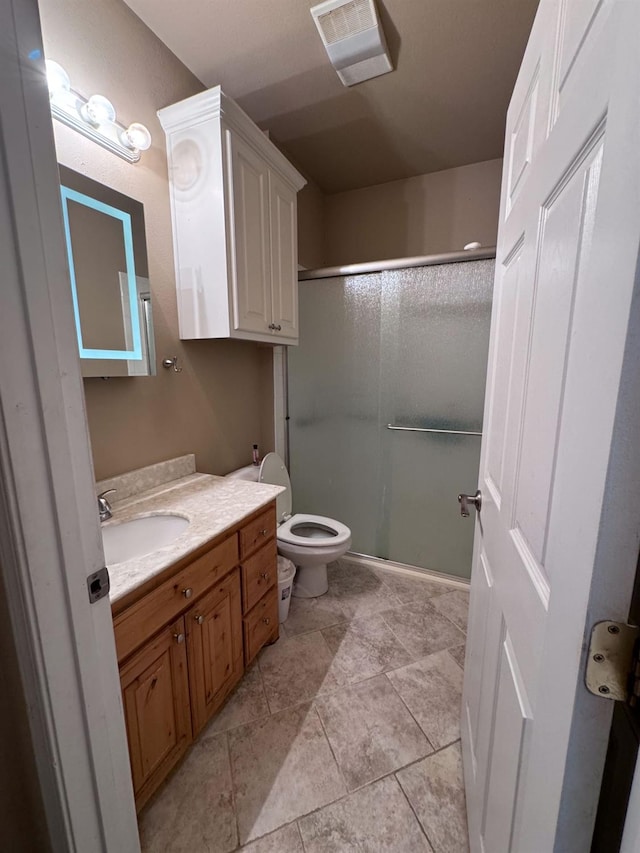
xmin=268 ymin=323 xmax=283 ymax=332
xmin=263 ymin=617 xmax=271 ymax=625
xmin=182 ymin=588 xmax=193 ymax=599
xmin=194 ymin=615 xmax=204 ymax=625
xmin=173 ymin=632 xmax=185 ymax=644
xmin=260 ymin=572 xmax=269 ymax=580
xmin=260 ymin=528 xmax=268 ymax=536
xmin=275 ymin=324 xmax=282 ymax=331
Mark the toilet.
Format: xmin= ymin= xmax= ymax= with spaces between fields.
xmin=226 ymin=453 xmax=351 ymax=597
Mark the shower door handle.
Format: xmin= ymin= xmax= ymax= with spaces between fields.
xmin=458 ymin=490 xmax=482 ymax=517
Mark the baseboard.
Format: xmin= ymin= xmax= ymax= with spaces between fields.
xmin=345 ymin=551 xmax=470 ymax=590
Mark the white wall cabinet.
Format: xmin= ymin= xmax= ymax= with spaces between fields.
xmin=158 ymin=87 xmax=306 ymax=344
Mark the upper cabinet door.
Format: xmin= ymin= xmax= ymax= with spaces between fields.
xmin=269 ymin=171 xmax=298 ymax=340
xmin=227 ymin=131 xmax=271 ymax=335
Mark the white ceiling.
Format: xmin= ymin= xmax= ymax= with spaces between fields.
xmin=124 ymin=0 xmax=539 ymax=193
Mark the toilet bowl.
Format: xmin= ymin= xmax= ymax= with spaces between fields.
xmin=226 ymin=454 xmax=351 ymax=598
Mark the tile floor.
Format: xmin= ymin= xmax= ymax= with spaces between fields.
xmin=139 ymin=559 xmax=470 ymax=853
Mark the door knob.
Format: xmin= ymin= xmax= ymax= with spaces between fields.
xmin=458 ymin=490 xmax=482 ymax=517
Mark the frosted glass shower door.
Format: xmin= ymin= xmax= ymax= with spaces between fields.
xmin=379 ymin=261 xmax=494 ymax=577
xmin=287 ymin=273 xmax=384 ymax=553
xmin=288 ymin=259 xmax=494 ymax=580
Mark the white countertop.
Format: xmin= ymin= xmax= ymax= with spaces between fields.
xmin=105 ymin=472 xmax=283 ymax=607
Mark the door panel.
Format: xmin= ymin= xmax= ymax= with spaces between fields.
xmin=227 ymin=131 xmax=270 ymax=334
xmin=120 ymin=617 xmax=191 ymax=809
xmin=483 ymin=632 xmax=531 ymax=853
xmin=187 ymin=568 xmax=243 ymax=735
xmin=269 ymin=171 xmax=298 ymax=338
xmin=462 ymin=2 xmax=640 ymax=851
xmin=515 ymin=138 xmax=603 ymax=578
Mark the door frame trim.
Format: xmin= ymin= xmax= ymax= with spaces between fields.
xmin=0 ymin=2 xmax=139 ymax=848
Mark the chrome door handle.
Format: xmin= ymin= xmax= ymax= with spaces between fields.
xmin=458 ymin=490 xmax=482 ymax=517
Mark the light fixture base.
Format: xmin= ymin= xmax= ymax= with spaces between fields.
xmin=51 ymin=98 xmax=140 ymax=163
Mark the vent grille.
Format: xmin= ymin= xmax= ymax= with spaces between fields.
xmin=317 ymin=0 xmax=376 ymax=45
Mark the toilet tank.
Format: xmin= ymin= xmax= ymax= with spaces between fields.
xmin=225 ymin=464 xmax=260 ymax=482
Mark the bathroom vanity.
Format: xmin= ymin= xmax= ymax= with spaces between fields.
xmin=104 ymin=458 xmax=281 ymax=811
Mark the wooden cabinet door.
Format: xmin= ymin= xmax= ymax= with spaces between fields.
xmin=269 ymin=170 xmax=298 ymax=340
xmin=187 ymin=568 xmax=244 ymax=735
xmin=120 ymin=616 xmax=191 ymax=810
xmin=227 ymin=130 xmax=271 ymax=335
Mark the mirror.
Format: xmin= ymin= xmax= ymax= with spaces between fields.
xmin=58 ymin=165 xmax=156 ymax=377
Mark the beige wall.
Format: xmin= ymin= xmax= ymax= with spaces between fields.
xmin=296 ymin=177 xmax=326 ymax=270
xmin=323 ymin=158 xmax=503 ymax=266
xmin=40 ymin=0 xmax=273 ymax=480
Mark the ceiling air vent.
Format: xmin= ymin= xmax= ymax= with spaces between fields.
xmin=310 ymin=0 xmax=393 ymax=87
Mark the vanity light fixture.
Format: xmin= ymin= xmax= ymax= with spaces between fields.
xmin=45 ymin=59 xmax=151 ymax=163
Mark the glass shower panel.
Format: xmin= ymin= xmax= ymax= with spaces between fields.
xmin=288 ymin=274 xmax=383 ymax=557
xmin=288 ymin=259 xmax=494 ymax=580
xmin=379 ymin=260 xmax=494 ymax=577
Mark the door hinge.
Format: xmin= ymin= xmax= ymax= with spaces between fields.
xmin=87 ymin=566 xmax=110 ymax=603
xmin=585 ymin=620 xmax=640 ymax=703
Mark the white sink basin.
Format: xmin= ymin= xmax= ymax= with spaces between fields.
xmin=102 ymin=515 xmax=189 ymax=565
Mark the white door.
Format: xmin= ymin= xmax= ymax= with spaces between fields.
xmin=227 ymin=131 xmax=271 ymax=334
xmin=462 ymin=2 xmax=640 ymax=851
xmin=269 ymin=170 xmax=299 ymax=340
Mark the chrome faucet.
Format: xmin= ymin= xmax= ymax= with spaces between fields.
xmin=97 ymin=489 xmax=116 ymax=522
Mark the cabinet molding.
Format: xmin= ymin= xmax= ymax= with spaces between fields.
xmin=158 ymin=87 xmax=306 ymax=345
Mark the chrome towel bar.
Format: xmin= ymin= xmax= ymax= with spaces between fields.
xmin=387 ymin=424 xmax=482 ymax=437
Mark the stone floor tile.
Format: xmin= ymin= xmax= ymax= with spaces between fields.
xmin=323 ymin=561 xmax=403 ymax=619
xmin=228 ymin=702 xmax=346 ymax=844
xmin=387 ymin=651 xmax=463 ymax=749
xmin=321 ymin=613 xmax=413 ymax=683
xmin=397 ymin=742 xmax=469 ymax=853
xmin=298 ymin=775 xmax=433 ymax=852
xmin=258 ymin=631 xmax=351 ymax=713
xmin=315 ymin=674 xmax=432 ymax=790
xmin=430 ymin=589 xmax=470 ymax=633
xmin=382 ymin=600 xmax=465 ymax=658
xmin=374 ymin=568 xmax=456 ymax=604
xmin=448 ymin=644 xmax=466 ymax=669
xmin=204 ymin=664 xmax=269 ymax=735
xmin=139 ymin=733 xmax=236 ymax=853
xmin=281 ymin=593 xmax=347 ymax=637
xmin=240 ymin=822 xmax=304 ymax=852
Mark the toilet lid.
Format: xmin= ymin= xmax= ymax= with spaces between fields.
xmin=258 ymin=452 xmax=292 ymax=522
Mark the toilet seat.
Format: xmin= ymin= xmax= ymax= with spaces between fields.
xmin=277 ymin=513 xmax=351 ymax=548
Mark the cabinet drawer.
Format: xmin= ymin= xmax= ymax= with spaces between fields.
xmin=243 ymin=589 xmax=278 ymax=666
xmin=239 ymin=505 xmax=276 ymax=558
xmin=241 ymin=540 xmax=277 ymax=614
xmin=114 ymin=534 xmax=238 ymax=663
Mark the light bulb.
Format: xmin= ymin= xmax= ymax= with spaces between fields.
xmin=45 ymin=60 xmax=70 ymax=98
xmin=121 ymin=122 xmax=152 ymax=151
xmin=79 ymin=94 xmax=116 ymax=126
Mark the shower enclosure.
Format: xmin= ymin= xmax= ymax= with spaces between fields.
xmin=287 ymin=253 xmax=495 ymax=580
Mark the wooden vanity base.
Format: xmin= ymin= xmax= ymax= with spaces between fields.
xmin=112 ymin=500 xmax=278 ymax=812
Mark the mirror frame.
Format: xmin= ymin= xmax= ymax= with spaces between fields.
xmin=58 ymin=165 xmax=154 ymax=377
